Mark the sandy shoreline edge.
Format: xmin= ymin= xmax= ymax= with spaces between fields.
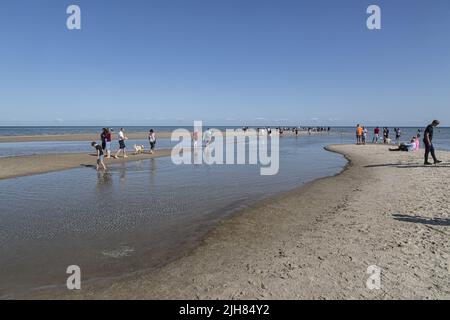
xmin=0 ymin=149 xmax=173 ymax=180
xmin=18 ymin=143 xmax=450 ymax=299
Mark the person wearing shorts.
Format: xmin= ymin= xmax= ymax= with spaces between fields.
xmin=356 ymin=124 xmax=363 ymax=144
xmin=115 ymin=128 xmax=128 ymax=158
xmin=91 ymin=141 xmax=107 ymax=171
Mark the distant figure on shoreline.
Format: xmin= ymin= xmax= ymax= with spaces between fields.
xmin=101 ymin=128 xmax=107 ymax=153
xmin=115 ymin=128 xmax=128 ymax=158
xmin=424 ymin=120 xmax=442 ymax=165
xmin=91 ymin=141 xmax=107 ymax=171
xmin=373 ymin=126 xmax=380 ymax=143
xmin=203 ymin=128 xmax=212 ymax=146
xmin=148 ymin=129 xmax=156 ymax=154
xmin=362 ymin=127 xmax=368 ymax=145
xmin=395 ymin=128 xmax=402 ymax=145
xmin=192 ymin=130 xmax=200 ymax=147
xmin=356 ymin=124 xmax=363 ymax=145
xmin=383 ymin=127 xmax=390 ymax=144
xmin=105 ymin=128 xmax=112 ymax=158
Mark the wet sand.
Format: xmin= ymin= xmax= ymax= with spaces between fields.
xmin=0 ymin=150 xmax=172 ymax=180
xmin=21 ymin=144 xmax=450 ymax=299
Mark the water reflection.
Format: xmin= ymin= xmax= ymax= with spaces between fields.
xmin=96 ymin=171 xmax=113 ymax=191
xmin=119 ymin=163 xmax=127 ymax=187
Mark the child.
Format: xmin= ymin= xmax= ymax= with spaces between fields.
xmin=91 ymin=141 xmax=107 ymax=171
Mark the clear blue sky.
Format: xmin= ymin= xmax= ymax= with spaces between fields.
xmin=1 ymin=0 xmax=449 ymax=126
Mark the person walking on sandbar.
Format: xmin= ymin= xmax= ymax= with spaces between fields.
xmin=115 ymin=128 xmax=128 ymax=158
xmin=423 ymin=120 xmax=442 ymax=165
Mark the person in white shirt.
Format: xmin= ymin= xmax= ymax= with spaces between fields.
xmin=389 ymin=137 xmax=418 ymax=152
xmin=115 ymin=128 xmax=128 ymax=158
xmin=148 ymin=129 xmax=156 ymax=154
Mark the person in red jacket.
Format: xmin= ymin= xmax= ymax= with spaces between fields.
xmin=372 ymin=127 xmax=380 ymax=144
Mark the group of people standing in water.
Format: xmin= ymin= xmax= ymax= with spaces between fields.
xmin=356 ymin=120 xmax=443 ymax=166
xmin=91 ymin=128 xmax=157 ymax=171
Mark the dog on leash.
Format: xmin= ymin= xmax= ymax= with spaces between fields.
xmin=133 ymin=144 xmax=145 ymax=154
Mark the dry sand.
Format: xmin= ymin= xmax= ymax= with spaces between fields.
xmin=0 ymin=149 xmax=172 ymax=180
xmin=20 ymin=144 xmax=450 ymax=299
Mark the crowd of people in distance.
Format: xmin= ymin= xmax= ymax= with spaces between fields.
xmin=243 ymin=126 xmax=331 ymax=137
xmin=356 ymin=120 xmax=443 ymax=166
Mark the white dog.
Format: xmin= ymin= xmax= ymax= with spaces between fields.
xmin=133 ymin=144 xmax=145 ymax=154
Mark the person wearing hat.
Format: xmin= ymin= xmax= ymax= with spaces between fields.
xmin=423 ymin=120 xmax=442 ymax=165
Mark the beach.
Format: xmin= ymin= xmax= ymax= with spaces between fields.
xmin=19 ymin=144 xmax=450 ymax=299
xmin=3 ymin=0 xmax=450 ymax=305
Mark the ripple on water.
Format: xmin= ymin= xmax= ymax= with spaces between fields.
xmin=101 ymin=246 xmax=135 ymax=259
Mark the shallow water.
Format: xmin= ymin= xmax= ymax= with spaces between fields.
xmin=2 ymin=127 xmax=450 ymax=158
xmin=0 ymin=135 xmax=350 ymax=297
xmin=0 ymin=138 xmax=175 ymax=158
xmin=0 ymin=126 xmax=205 ymax=136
